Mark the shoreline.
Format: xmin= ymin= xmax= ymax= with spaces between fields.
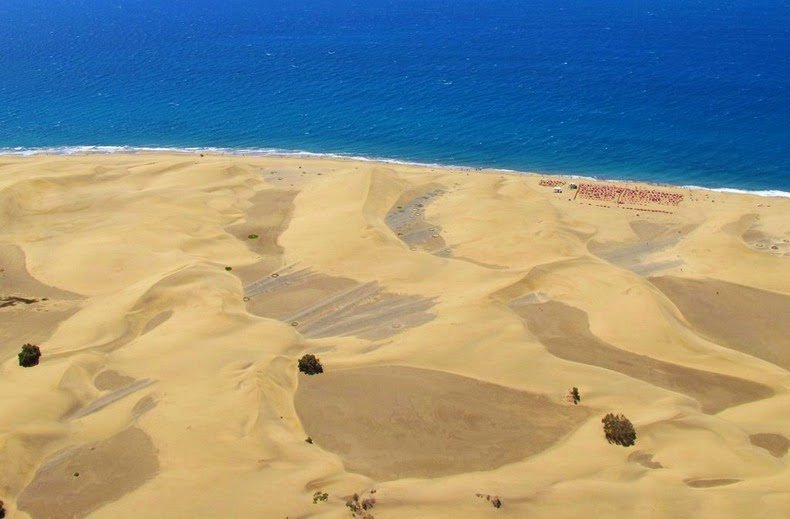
xmin=2 ymin=145 xmax=788 ymax=199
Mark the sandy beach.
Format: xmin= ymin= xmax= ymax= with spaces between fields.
xmin=1 ymin=153 xmax=788 ymax=518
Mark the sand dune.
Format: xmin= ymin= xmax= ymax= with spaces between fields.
xmin=0 ymin=244 xmax=82 ymax=358
xmin=0 ymin=154 xmax=788 ymax=518
xmin=650 ymin=276 xmax=790 ymax=370
xmin=507 ymin=299 xmax=773 ymax=413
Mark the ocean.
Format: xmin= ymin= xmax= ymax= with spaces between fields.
xmin=1 ymin=0 xmax=788 ymax=193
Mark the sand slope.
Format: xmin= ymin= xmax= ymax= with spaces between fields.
xmin=0 ymin=154 xmax=787 ymax=518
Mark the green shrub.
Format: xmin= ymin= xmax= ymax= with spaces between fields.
xmin=602 ymin=413 xmax=636 ymax=447
xmin=248 ymin=234 xmax=259 ymax=239
xmin=18 ymin=344 xmax=41 ymax=368
xmin=298 ymin=354 xmax=323 ymax=375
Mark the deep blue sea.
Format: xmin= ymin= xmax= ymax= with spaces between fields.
xmin=1 ymin=0 xmax=788 ymax=192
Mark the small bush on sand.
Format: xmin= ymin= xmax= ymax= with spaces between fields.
xmin=346 ymin=492 xmax=376 ymax=518
xmin=0 ymin=499 xmax=6 ymax=518
xmin=248 ymin=234 xmax=259 ymax=239
xmin=312 ymin=491 xmax=328 ymax=504
xmin=18 ymin=344 xmax=41 ymax=367
xmin=1 ymin=296 xmax=38 ymax=308
xmin=225 ymin=266 xmax=232 ymax=271
xmin=298 ymin=354 xmax=323 ymax=375
xmin=602 ymin=413 xmax=637 ymax=447
xmin=569 ymin=387 xmax=581 ymax=405
xmin=476 ymin=493 xmax=502 ymax=509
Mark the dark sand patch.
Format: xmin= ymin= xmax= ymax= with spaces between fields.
xmin=18 ymin=427 xmax=159 ymax=518
xmin=385 ymin=186 xmax=449 ymax=255
xmin=94 ymin=370 xmax=136 ymax=391
xmin=142 ymin=310 xmax=173 ymax=335
xmin=743 ymin=229 xmax=788 ymax=256
xmin=295 ymin=366 xmax=591 ymax=480
xmin=509 ymin=300 xmax=773 ymax=413
xmin=736 ymin=214 xmax=790 ymax=257
xmin=227 ymin=189 xmax=297 ymax=285
xmin=685 ymin=478 xmax=740 ymax=488
xmin=227 ymin=189 xmax=296 ymax=256
xmin=650 ymin=277 xmax=790 ymax=371
xmin=749 ymin=433 xmax=789 ymax=458
xmin=385 ymin=186 xmax=505 ymax=268
xmin=244 ymin=266 xmax=435 ymax=340
xmin=588 ymin=223 xmax=692 ymax=275
xmin=630 ymin=221 xmax=669 ymax=241
xmin=628 ymin=451 xmax=664 ymax=469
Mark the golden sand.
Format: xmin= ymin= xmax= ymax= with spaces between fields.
xmin=0 ymin=153 xmax=787 ymax=517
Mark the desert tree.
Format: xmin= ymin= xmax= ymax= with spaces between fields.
xmin=18 ymin=344 xmax=41 ymax=368
xmin=602 ymin=413 xmax=637 ymax=447
xmin=298 ymin=354 xmax=323 ymax=375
